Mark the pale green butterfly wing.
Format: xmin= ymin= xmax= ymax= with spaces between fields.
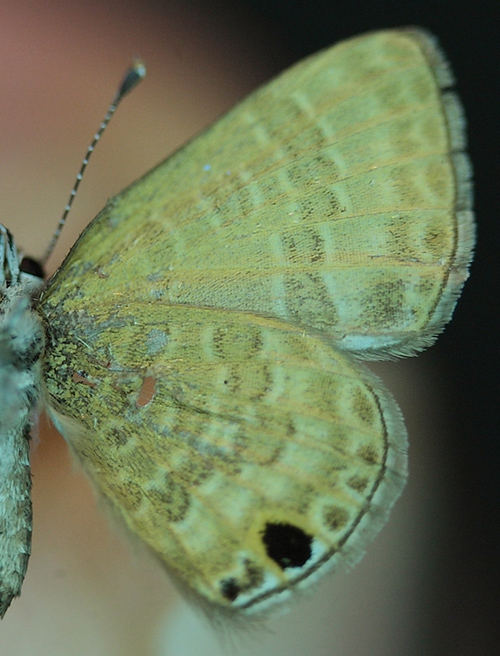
xmin=42 ymin=29 xmax=473 ymax=360
xmin=37 ymin=28 xmax=473 ymax=614
xmin=40 ymin=304 xmax=406 ymax=613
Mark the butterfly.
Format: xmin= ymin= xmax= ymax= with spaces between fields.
xmin=0 ymin=28 xmax=474 ymax=619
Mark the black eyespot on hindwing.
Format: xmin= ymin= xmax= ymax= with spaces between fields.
xmin=262 ymin=522 xmax=313 ymax=569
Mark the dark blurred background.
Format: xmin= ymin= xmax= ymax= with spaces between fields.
xmin=0 ymin=1 xmax=496 ymax=655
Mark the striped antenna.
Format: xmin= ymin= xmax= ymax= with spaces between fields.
xmin=41 ymin=59 xmax=146 ymax=267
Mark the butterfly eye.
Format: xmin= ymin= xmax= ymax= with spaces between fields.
xmin=20 ymin=257 xmax=45 ymax=281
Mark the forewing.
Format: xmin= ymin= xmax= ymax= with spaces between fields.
xmin=43 ymin=29 xmax=473 ymax=359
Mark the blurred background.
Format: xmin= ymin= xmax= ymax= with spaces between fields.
xmin=0 ymin=1 xmax=496 ymax=654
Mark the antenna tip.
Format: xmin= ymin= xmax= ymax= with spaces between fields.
xmin=116 ymin=58 xmax=146 ymax=102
